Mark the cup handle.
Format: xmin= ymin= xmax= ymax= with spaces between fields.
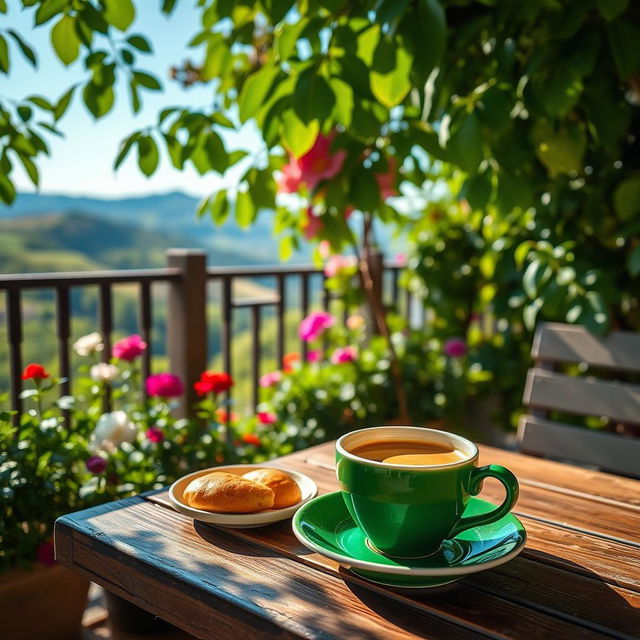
xmin=448 ymin=465 xmax=519 ymax=538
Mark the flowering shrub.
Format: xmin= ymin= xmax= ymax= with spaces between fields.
xmin=0 ymin=333 xmax=279 ymax=572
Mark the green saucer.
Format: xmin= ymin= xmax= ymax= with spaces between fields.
xmin=292 ymin=491 xmax=526 ymax=589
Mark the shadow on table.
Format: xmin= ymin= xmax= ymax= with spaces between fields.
xmin=341 ymin=550 xmax=639 ymax=639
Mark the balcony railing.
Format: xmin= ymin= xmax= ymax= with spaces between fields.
xmin=0 ymin=249 xmax=411 ymax=422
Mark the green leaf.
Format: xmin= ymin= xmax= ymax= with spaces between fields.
xmin=462 ymin=171 xmax=492 ymax=210
xmin=523 ymin=298 xmax=543 ymax=331
xmin=235 ymin=190 xmax=256 ymax=228
xmin=0 ymin=173 xmax=16 ymax=204
xmin=121 ymin=48 xmax=135 ymax=65
xmin=51 ymin=15 xmax=80 ymax=66
xmin=376 ymin=0 xmax=411 ymax=25
xmin=607 ymin=19 xmax=640 ymax=79
xmin=137 ymin=135 xmax=159 ymax=177
xmin=628 ymin=246 xmax=640 ymax=277
xmin=370 ymin=37 xmax=412 ymax=108
xmin=204 ymin=131 xmax=228 ymax=173
xmin=7 ymin=30 xmax=36 ymax=67
xmin=532 ymin=121 xmax=586 ymax=178
xmin=133 ymin=71 xmax=161 ymax=90
xmin=330 ymin=77 xmax=354 ymax=128
xmin=279 ymin=235 xmax=294 ymax=261
xmin=522 ymin=259 xmax=552 ymax=299
xmin=351 ymin=169 xmax=381 ymax=212
xmin=210 ymin=190 xmax=229 ymax=224
xmin=34 ymin=0 xmax=67 ymax=26
xmin=447 ymin=112 xmax=483 ymax=173
xmin=127 ymin=35 xmax=152 ymax=53
xmin=103 ymin=0 xmax=135 ymax=31
xmin=357 ymin=25 xmax=380 ymax=67
xmin=595 ymin=0 xmax=627 ymax=21
xmin=53 ymin=86 xmax=75 ymax=120
xmin=280 ymin=110 xmax=318 ymax=157
xmin=0 ymin=0 xmax=6 ymax=13
xmin=263 ymin=0 xmax=294 ymax=23
xmin=248 ymin=168 xmax=276 ymax=209
xmin=399 ymin=0 xmax=446 ymax=86
xmin=613 ymin=176 xmax=640 ymax=221
xmin=28 ymin=95 xmax=53 ymax=111
xmin=82 ymin=82 xmax=114 ymax=118
xmin=114 ymin=133 xmax=138 ymax=170
xmin=17 ymin=105 xmax=32 ymax=122
xmin=238 ymin=64 xmax=279 ymax=122
xmin=293 ymin=69 xmax=335 ymax=125
xmin=162 ymin=133 xmax=183 ymax=169
xmin=162 ymin=0 xmax=177 ymax=13
xmin=0 ymin=34 xmax=8 ymax=74
xmin=18 ymin=153 xmax=39 ymax=186
xmin=275 ymin=18 xmax=307 ymax=60
xmin=129 ymin=79 xmax=140 ymax=112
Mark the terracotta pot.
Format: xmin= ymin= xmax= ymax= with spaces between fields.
xmin=0 ymin=563 xmax=89 ymax=640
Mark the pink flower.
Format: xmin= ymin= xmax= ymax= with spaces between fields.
xmin=257 ymin=411 xmax=277 ymax=425
xmin=318 ymin=240 xmax=331 ymax=259
xmin=278 ymin=133 xmax=346 ymax=194
xmin=330 ymin=346 xmax=357 ymax=364
xmin=145 ymin=427 xmax=164 ymax=443
xmin=375 ymin=157 xmax=398 ymax=200
xmin=112 ymin=334 xmax=147 ymax=361
xmin=307 ymin=349 xmax=322 ymax=362
xmin=303 ymin=207 xmax=324 ymax=240
xmin=145 ymin=373 xmax=184 ymax=398
xmin=324 ymin=254 xmax=357 ymax=278
xmin=394 ymin=252 xmax=407 ymax=266
xmin=299 ymin=311 xmax=335 ymax=342
xmin=444 ymin=338 xmax=467 ymax=358
xmin=36 ymin=541 xmax=55 ymax=567
xmin=86 ymin=455 xmax=107 ymax=474
xmin=259 ymin=371 xmax=282 ymax=388
xmin=277 ymin=161 xmax=303 ymax=193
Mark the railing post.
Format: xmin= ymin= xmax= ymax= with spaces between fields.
xmin=166 ymin=249 xmax=208 ymax=418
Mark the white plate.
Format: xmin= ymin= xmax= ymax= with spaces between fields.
xmin=169 ymin=464 xmax=318 ymax=528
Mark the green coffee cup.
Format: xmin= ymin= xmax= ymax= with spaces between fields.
xmin=335 ymin=426 xmax=519 ymax=558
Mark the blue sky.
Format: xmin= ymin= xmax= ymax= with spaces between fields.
xmin=4 ymin=2 xmax=255 ymax=198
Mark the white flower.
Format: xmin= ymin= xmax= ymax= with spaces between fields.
xmin=90 ymin=363 xmax=119 ymax=382
xmin=90 ymin=411 xmax=137 ymax=453
xmin=73 ymin=332 xmax=104 ymax=357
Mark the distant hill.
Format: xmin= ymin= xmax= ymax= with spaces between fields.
xmin=1 ymin=190 xmax=295 ymax=265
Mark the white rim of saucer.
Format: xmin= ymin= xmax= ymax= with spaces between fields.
xmin=336 ymin=426 xmax=479 ymax=471
xmin=292 ymin=495 xmax=526 ymax=577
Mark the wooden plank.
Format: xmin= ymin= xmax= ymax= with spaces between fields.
xmin=518 ymin=415 xmax=640 ymax=479
xmin=524 ymin=368 xmax=640 ymax=425
xmin=302 ymin=442 xmax=640 ymax=509
xmin=59 ymin=495 xmax=620 ymax=640
xmin=534 ymin=323 xmax=640 ymax=373
xmin=55 ymin=500 xmax=497 ymax=640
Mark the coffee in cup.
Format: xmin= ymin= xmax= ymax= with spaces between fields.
xmin=336 ymin=426 xmax=519 ymax=558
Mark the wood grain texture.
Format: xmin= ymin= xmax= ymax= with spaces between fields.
xmin=302 ymin=442 xmax=640 ymax=509
xmin=55 ymin=442 xmax=640 ymax=640
xmin=534 ymin=322 xmax=640 ymax=373
xmin=518 ymin=415 xmax=640 ymax=478
xmin=524 ymin=368 xmax=640 ymax=425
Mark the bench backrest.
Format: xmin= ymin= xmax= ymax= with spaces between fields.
xmin=518 ymin=322 xmax=640 ymax=478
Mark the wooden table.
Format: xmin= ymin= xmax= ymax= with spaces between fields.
xmin=55 ymin=442 xmax=640 ymax=639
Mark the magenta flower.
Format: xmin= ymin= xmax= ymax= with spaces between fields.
xmin=36 ymin=541 xmax=55 ymax=567
xmin=145 ymin=373 xmax=184 ymax=398
xmin=113 ymin=334 xmax=147 ymax=361
xmin=444 ymin=338 xmax=467 ymax=358
xmin=145 ymin=426 xmax=164 ymax=443
xmin=257 ymin=411 xmax=277 ymax=425
xmin=324 ymin=254 xmax=357 ymax=278
xmin=278 ymin=132 xmax=346 ymax=195
xmin=86 ymin=455 xmax=107 ymax=475
xmin=299 ymin=311 xmax=335 ymax=342
xmin=330 ymin=346 xmax=357 ymax=364
xmin=303 ymin=207 xmax=324 ymax=240
xmin=259 ymin=370 xmax=282 ymax=388
xmin=307 ymin=349 xmax=322 ymax=362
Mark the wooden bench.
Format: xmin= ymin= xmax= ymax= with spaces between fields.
xmin=518 ymin=322 xmax=640 ymax=478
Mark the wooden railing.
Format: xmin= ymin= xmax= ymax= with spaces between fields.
xmin=0 ymin=249 xmax=409 ymax=421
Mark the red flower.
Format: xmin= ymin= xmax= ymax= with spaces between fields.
xmin=282 ymin=352 xmax=301 ymax=372
xmin=145 ymin=427 xmax=164 ymax=443
xmin=242 ymin=433 xmax=261 ymax=446
xmin=257 ymin=411 xmax=277 ymax=425
xmin=21 ymin=363 xmax=49 ymax=380
xmin=194 ymin=371 xmax=234 ymax=395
